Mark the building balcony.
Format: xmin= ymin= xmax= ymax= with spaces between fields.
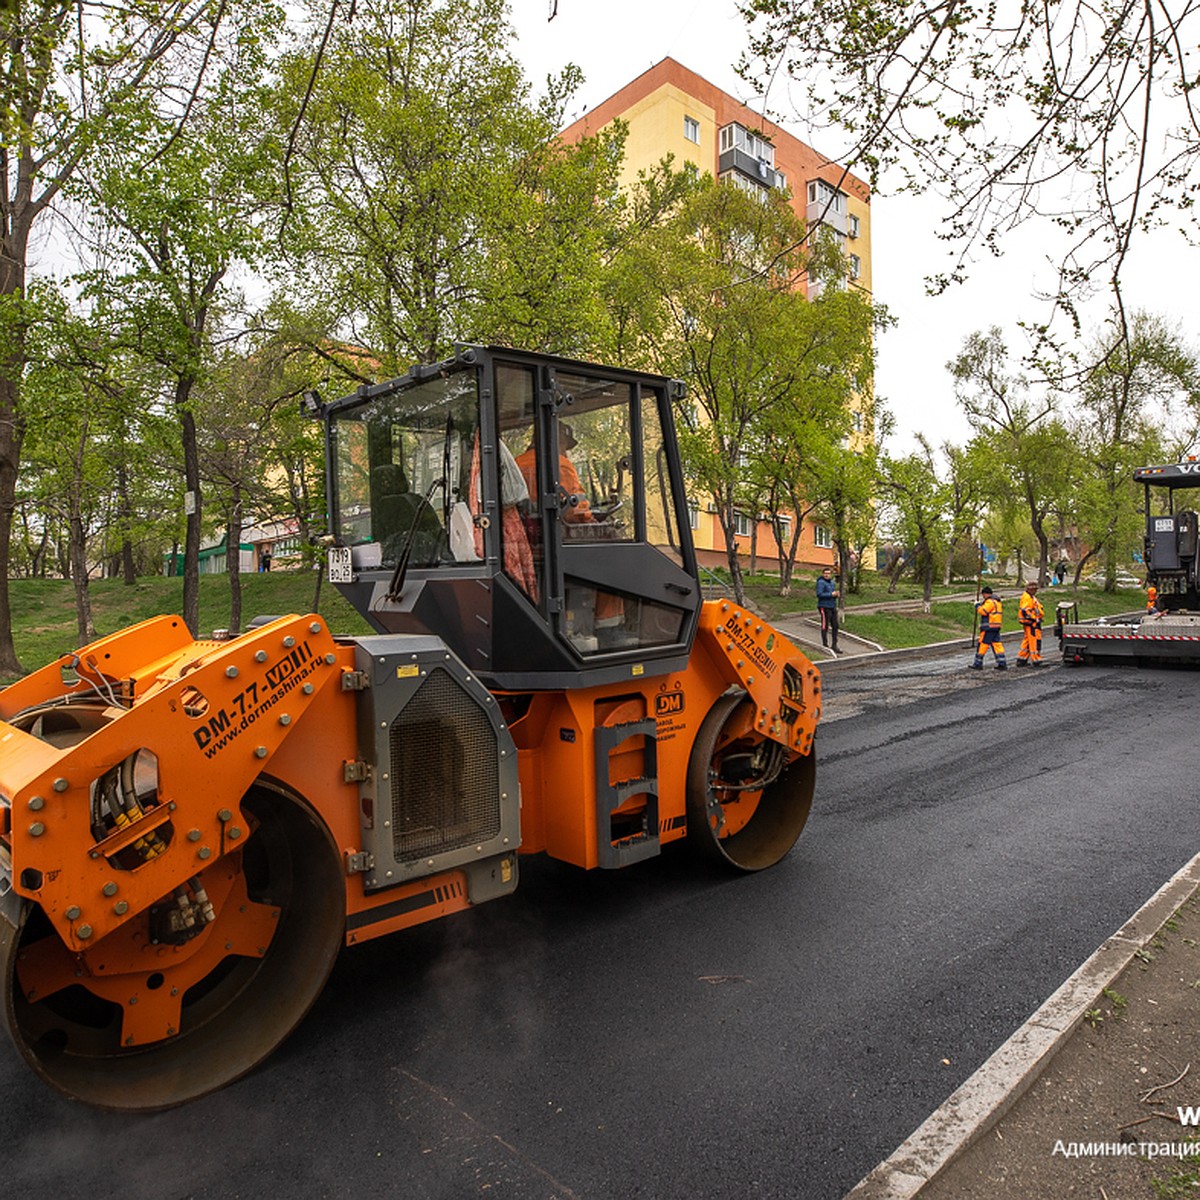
xmin=718 ymin=146 xmax=785 ymax=191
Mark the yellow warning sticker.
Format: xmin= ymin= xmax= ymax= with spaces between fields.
xmin=396 ymin=665 xmax=420 ymax=678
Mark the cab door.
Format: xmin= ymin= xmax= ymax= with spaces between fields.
xmin=531 ymin=363 xmax=700 ymax=661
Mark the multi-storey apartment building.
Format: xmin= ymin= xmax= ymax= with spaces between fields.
xmin=561 ymin=58 xmax=873 ymax=572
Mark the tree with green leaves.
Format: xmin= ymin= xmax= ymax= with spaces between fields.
xmin=16 ymin=281 xmax=174 ymax=639
xmin=1063 ymin=311 xmax=1199 ymax=588
xmin=274 ymin=0 xmax=620 ymax=372
xmin=0 ymin=1 xmax=245 ymax=669
xmin=79 ymin=2 xmax=283 ymax=634
xmin=937 ymin=440 xmax=990 ymax=586
xmin=239 ymin=320 xmax=331 ymax=557
xmin=878 ymin=437 xmax=953 ymax=607
xmin=807 ymin=441 xmax=878 ymax=604
xmin=740 ymin=0 xmax=1200 ymax=330
xmin=627 ymin=173 xmax=878 ymax=602
xmin=18 ymin=285 xmax=105 ymax=640
xmin=951 ymin=329 xmax=1077 ymax=584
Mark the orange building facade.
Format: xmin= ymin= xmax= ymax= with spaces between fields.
xmin=561 ymin=59 xmax=873 ymax=573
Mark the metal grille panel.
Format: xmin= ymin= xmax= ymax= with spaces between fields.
xmin=389 ymin=668 xmax=500 ymax=861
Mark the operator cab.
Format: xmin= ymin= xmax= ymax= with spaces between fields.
xmin=1136 ymin=463 xmax=1200 ymax=611
xmin=322 ymin=346 xmax=700 ymax=689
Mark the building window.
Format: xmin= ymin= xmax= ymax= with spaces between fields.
xmin=813 ymin=524 xmax=832 ymax=549
xmin=807 ymin=179 xmax=846 ymax=214
xmin=734 ymin=512 xmax=755 ymax=537
xmin=684 ymin=115 xmax=700 ymax=144
xmin=687 ymin=502 xmax=700 ymax=530
xmin=849 ymin=253 xmax=861 ymax=280
xmin=848 ymin=213 xmax=860 ymax=238
xmin=719 ymin=122 xmax=775 ymax=166
xmin=720 ymin=170 xmax=768 ymax=201
xmin=852 ymin=409 xmax=864 ymax=433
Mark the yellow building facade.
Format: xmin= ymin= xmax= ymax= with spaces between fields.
xmin=562 ymin=58 xmax=874 ymax=573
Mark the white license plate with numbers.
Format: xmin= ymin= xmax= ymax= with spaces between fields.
xmin=327 ymin=546 xmax=353 ymax=583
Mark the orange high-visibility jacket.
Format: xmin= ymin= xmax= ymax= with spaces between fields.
xmin=1018 ymin=591 xmax=1044 ymax=628
xmin=977 ymin=596 xmax=1003 ymax=629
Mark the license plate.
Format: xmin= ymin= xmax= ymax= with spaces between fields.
xmin=327 ymin=546 xmax=353 ymax=584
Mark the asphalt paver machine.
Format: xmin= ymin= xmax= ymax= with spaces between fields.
xmin=0 ymin=346 xmax=821 ymax=1109
xmin=1060 ymin=461 xmax=1200 ymax=663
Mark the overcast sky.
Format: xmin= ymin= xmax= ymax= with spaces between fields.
xmin=510 ymin=0 xmax=1196 ymax=457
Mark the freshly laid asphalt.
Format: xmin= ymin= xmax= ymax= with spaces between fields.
xmin=0 ymin=636 xmax=1196 ymax=1199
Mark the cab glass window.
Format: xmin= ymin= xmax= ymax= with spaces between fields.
xmin=552 ymin=372 xmax=635 ymax=543
xmin=333 ymin=372 xmax=482 ymax=569
xmin=641 ymin=393 xmax=684 ymax=566
xmin=495 ymin=364 xmax=541 ymax=602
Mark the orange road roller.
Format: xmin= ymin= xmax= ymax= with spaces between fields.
xmin=0 ymin=347 xmax=821 ymax=1108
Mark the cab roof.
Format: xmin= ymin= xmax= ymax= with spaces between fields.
xmin=1133 ymin=463 xmax=1200 ymax=488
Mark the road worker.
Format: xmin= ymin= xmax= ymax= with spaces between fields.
xmin=1017 ymin=580 xmax=1044 ymax=667
xmin=969 ymin=585 xmax=1007 ymax=670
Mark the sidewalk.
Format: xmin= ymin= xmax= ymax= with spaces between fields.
xmin=846 ymin=857 xmax=1200 ymax=1199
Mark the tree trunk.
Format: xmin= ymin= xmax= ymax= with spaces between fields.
xmin=286 ymin=458 xmax=313 ymax=556
xmin=226 ymin=486 xmax=243 ymax=636
xmin=0 ymin=263 xmax=29 ymax=673
xmin=886 ymin=547 xmax=905 ymax=593
xmin=835 ymin=536 xmax=850 ymax=612
xmin=717 ymin=497 xmax=745 ymax=604
xmin=1103 ymin=544 xmax=1117 ymax=593
xmin=1071 ymin=554 xmax=1093 ymax=588
xmin=69 ymin=424 xmax=96 ymax=643
xmin=69 ymin=510 xmax=96 ymax=643
xmin=1035 ymin=526 xmax=1050 ymax=586
xmin=31 ymin=522 xmax=49 ymax=579
xmin=922 ymin=549 xmax=934 ymax=609
xmin=117 ymin=460 xmax=137 ymax=584
xmin=180 ymin=398 xmax=202 ymax=635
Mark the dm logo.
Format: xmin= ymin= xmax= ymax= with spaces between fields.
xmin=655 ymin=689 xmax=685 ymax=718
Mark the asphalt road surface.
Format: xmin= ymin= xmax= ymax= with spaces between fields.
xmin=2 ymin=651 xmax=1197 ymax=1200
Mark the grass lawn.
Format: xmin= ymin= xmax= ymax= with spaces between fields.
xmin=720 ymin=570 xmax=970 ymax=620
xmin=3 ymin=568 xmax=1149 ymax=680
xmin=842 ymin=603 xmax=979 ymax=648
xmin=7 ymin=572 xmax=372 ymax=681
xmin=714 ymin=568 xmax=1147 ymax=648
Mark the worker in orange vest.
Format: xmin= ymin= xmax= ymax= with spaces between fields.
xmin=969 ymin=586 xmax=1007 ymax=670
xmin=1017 ymin=580 xmax=1044 ymax=667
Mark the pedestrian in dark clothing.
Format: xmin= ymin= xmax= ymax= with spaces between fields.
xmin=816 ymin=567 xmax=841 ymax=654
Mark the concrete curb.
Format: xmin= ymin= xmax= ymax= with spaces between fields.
xmin=843 ymin=851 xmax=1200 ymax=1200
